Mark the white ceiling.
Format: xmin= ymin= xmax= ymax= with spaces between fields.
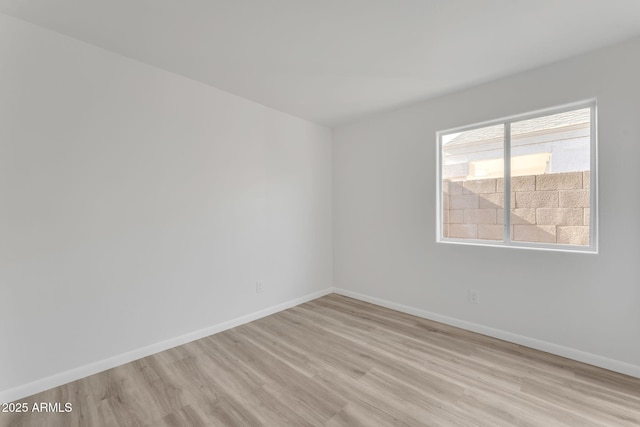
xmin=3 ymin=1 xmax=640 ymax=127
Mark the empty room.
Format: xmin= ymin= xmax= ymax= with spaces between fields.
xmin=2 ymin=1 xmax=640 ymax=426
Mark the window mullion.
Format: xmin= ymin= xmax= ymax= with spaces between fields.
xmin=504 ymin=122 xmax=511 ymax=243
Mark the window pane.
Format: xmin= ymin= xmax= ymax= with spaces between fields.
xmin=442 ymin=124 xmax=504 ymax=241
xmin=510 ymin=108 xmax=591 ymax=246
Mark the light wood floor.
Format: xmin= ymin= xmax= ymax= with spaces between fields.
xmin=3 ymin=294 xmax=640 ymax=426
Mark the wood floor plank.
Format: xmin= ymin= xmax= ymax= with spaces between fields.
xmin=325 ymin=400 xmax=411 ymax=427
xmin=3 ymin=294 xmax=640 ymax=426
xmin=159 ymin=404 xmax=207 ymax=427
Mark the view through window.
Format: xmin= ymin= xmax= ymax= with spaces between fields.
xmin=438 ymin=102 xmax=596 ymax=251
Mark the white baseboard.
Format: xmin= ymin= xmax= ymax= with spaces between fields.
xmin=333 ymin=287 xmax=640 ymax=379
xmin=0 ymin=287 xmax=333 ymax=404
xmin=4 ymin=286 xmax=637 ymax=403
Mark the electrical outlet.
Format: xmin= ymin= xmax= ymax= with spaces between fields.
xmin=469 ymin=289 xmax=480 ymax=304
xmin=256 ymin=281 xmax=264 ymax=293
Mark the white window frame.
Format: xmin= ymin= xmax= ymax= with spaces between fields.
xmin=436 ymin=99 xmax=598 ymax=253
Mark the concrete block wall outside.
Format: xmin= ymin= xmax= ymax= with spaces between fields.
xmin=442 ymin=171 xmax=590 ymax=244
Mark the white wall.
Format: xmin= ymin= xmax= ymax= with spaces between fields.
xmin=334 ymin=37 xmax=640 ymax=373
xmin=0 ymin=14 xmax=332 ymax=397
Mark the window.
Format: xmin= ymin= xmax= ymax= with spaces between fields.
xmin=437 ymin=100 xmax=597 ymax=252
